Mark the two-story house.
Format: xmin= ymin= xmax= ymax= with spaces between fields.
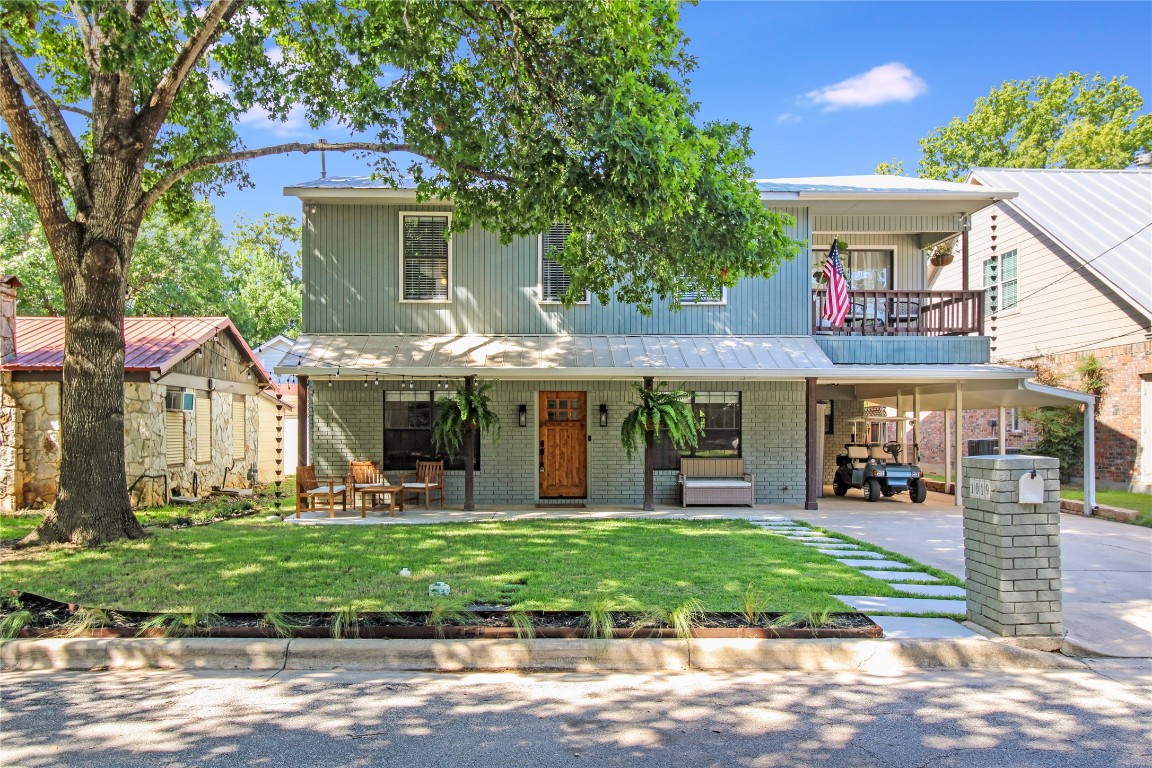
xmin=276 ymin=174 xmax=1099 ymax=510
xmin=922 ymin=167 xmax=1152 ymax=493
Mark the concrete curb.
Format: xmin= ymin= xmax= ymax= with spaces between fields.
xmin=1 ymin=637 xmax=1086 ymax=673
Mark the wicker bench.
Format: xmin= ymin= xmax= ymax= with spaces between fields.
xmin=678 ymin=458 xmax=755 ymax=507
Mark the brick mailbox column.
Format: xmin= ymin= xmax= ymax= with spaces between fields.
xmin=962 ymin=455 xmax=1062 ymax=647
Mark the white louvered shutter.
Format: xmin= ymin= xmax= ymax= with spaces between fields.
xmin=195 ymin=391 xmax=211 ymax=463
xmin=166 ymin=411 xmax=185 ymax=466
xmin=232 ymin=394 xmax=246 ymax=460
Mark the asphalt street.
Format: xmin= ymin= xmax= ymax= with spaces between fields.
xmin=3 ymin=663 xmax=1150 ymax=767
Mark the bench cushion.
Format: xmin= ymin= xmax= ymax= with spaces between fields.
xmin=682 ymin=478 xmax=752 ymax=488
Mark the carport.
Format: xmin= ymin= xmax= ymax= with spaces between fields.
xmin=819 ymin=366 xmax=1098 ymax=511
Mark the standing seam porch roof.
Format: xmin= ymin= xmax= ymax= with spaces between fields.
xmin=277 ymin=334 xmax=836 ymax=379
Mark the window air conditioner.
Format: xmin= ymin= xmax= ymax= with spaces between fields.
xmin=165 ymin=388 xmax=195 ymax=412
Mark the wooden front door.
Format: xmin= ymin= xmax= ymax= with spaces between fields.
xmin=539 ymin=391 xmax=587 ymax=498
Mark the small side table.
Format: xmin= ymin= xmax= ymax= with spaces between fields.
xmin=359 ymin=485 xmax=404 ymax=518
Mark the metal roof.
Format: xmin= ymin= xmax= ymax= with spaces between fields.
xmin=756 ymin=175 xmax=1013 ymax=195
xmin=276 ymin=334 xmax=837 ymax=379
xmin=970 ymin=168 xmax=1152 ymax=318
xmin=5 ymin=316 xmax=272 ymax=384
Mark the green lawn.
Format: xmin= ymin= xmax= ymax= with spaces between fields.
xmin=0 ymin=518 xmax=945 ymax=614
xmin=1060 ymin=486 xmax=1152 ymax=527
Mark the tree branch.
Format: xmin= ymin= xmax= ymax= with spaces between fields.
xmin=140 ymin=140 xmax=516 ymax=213
xmin=0 ymin=145 xmax=23 ymax=177
xmin=68 ymin=1 xmax=101 ymax=74
xmin=136 ymin=0 xmax=243 ymax=142
xmin=0 ymin=60 xmax=77 ymax=256
xmin=0 ymin=39 xmax=92 ymax=212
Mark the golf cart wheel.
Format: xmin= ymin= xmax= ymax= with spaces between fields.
xmin=881 ymin=485 xmax=897 ymax=497
xmin=863 ymin=478 xmax=881 ymax=502
xmin=832 ymin=473 xmax=849 ymax=496
xmin=909 ymin=479 xmax=927 ymax=504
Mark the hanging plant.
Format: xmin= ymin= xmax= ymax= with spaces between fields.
xmin=432 ymin=381 xmax=501 ymax=455
xmin=928 ymin=239 xmax=956 ymax=267
xmin=619 ymin=382 xmax=703 ymax=461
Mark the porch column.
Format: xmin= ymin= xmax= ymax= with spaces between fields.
xmin=997 ymin=406 xmax=1007 ymax=454
xmin=913 ymin=388 xmax=922 ymax=464
xmin=642 ymin=376 xmax=655 ymax=512
xmin=954 ymin=382 xmax=964 ymax=507
xmin=1084 ymin=399 xmax=1097 ymax=515
xmin=463 ymin=375 xmax=476 ymax=511
xmin=297 ymin=375 xmax=309 ymax=468
xmin=944 ymin=408 xmax=952 ymax=495
xmin=805 ymin=377 xmax=819 ymax=510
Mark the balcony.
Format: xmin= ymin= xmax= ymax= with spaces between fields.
xmin=812 ymin=289 xmax=985 ymax=337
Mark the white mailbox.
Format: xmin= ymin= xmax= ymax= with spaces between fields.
xmin=1018 ymin=471 xmax=1045 ymax=504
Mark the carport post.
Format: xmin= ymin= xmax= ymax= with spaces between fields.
xmin=954 ymin=383 xmax=964 ymax=507
xmin=298 ymin=375 xmax=309 ymax=468
xmin=944 ymin=408 xmax=952 ymax=494
xmin=1084 ymin=399 xmax=1096 ymax=514
xmin=998 ymin=406 xmax=1007 ymax=453
xmin=913 ymin=388 xmax=921 ymax=462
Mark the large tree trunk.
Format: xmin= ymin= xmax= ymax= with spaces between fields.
xmin=21 ymin=230 xmax=146 ymax=546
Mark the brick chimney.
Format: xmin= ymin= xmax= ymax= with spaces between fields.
xmin=0 ymin=275 xmax=20 ymax=364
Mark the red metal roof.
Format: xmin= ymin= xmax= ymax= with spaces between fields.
xmin=4 ymin=316 xmax=272 ymax=386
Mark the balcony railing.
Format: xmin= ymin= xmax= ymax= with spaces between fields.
xmin=811 ymin=289 xmax=985 ymax=336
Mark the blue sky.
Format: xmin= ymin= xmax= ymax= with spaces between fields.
xmin=213 ymin=0 xmax=1152 ymax=228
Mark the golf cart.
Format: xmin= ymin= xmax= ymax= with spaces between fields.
xmin=832 ymin=417 xmax=927 ymax=503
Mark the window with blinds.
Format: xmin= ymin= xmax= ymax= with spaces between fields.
xmin=680 ymin=278 xmax=725 ymax=305
xmin=195 ymin=391 xmax=211 ymax=463
xmin=400 ymin=213 xmax=451 ymax=301
xmin=983 ymin=249 xmax=1019 ymax=315
xmin=540 ymin=224 xmax=586 ymax=303
xmin=232 ymin=394 xmax=246 ymax=460
xmin=165 ymin=411 xmax=185 ymax=466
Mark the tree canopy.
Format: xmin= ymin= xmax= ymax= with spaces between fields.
xmin=0 ymin=1 xmax=799 ymax=546
xmin=0 ymin=193 xmax=300 ymax=345
xmin=915 ymin=73 xmax=1152 ymax=180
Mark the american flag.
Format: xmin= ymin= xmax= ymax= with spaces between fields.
xmin=822 ymin=240 xmax=850 ymax=327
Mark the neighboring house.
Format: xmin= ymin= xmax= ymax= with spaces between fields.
xmin=921 ymin=168 xmax=1152 ymax=492
xmin=253 ymin=334 xmax=300 ymax=475
xmin=0 ymin=286 xmax=291 ymax=512
xmin=275 ymin=174 xmax=1097 ymax=509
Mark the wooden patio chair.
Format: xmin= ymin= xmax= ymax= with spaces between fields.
xmin=348 ymin=460 xmax=385 ymax=509
xmin=295 ymin=464 xmax=348 ymax=518
xmin=400 ymin=460 xmax=445 ymax=509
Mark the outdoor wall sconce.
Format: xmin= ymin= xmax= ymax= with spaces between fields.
xmin=599 ymin=403 xmax=609 ymax=428
xmin=518 ymin=404 xmax=528 ymax=428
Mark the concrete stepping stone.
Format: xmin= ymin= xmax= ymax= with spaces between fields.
xmin=868 ymin=616 xmax=981 ymax=639
xmin=860 ymin=570 xmax=939 ymax=582
xmin=835 ymin=558 xmax=911 ymax=570
xmin=887 ymin=583 xmax=967 ymax=598
xmin=796 ymin=539 xmax=850 ymax=545
xmin=831 ymin=550 xmax=886 ymax=560
xmin=758 ymin=517 xmax=795 ymax=524
xmin=835 ymin=595 xmax=966 ymax=615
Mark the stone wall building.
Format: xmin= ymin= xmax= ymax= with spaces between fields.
xmin=0 ymin=282 xmax=290 ymax=512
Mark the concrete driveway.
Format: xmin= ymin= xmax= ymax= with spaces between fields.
xmin=799 ymin=490 xmax=1152 ymax=658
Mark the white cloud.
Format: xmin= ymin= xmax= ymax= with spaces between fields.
xmin=805 ymin=62 xmax=927 ymax=111
xmin=238 ymin=104 xmax=312 ymax=138
xmin=775 ymin=112 xmax=802 ymax=125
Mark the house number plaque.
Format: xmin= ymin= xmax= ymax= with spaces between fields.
xmin=969 ymin=477 xmax=992 ymax=500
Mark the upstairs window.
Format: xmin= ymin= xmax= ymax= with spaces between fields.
xmin=539 ymin=224 xmax=588 ymax=303
xmin=983 ymin=248 xmax=1018 ymax=315
xmin=400 ymin=213 xmax=451 ymax=301
xmin=680 ymin=278 xmax=726 ymax=305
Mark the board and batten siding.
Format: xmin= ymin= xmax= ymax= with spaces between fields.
xmin=931 ymin=202 xmax=1147 ymax=362
xmin=810 ymin=232 xmax=928 ymax=291
xmin=302 ymin=203 xmax=811 ymax=336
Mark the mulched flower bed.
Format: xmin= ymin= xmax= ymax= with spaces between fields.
xmin=2 ymin=593 xmax=881 ymax=640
